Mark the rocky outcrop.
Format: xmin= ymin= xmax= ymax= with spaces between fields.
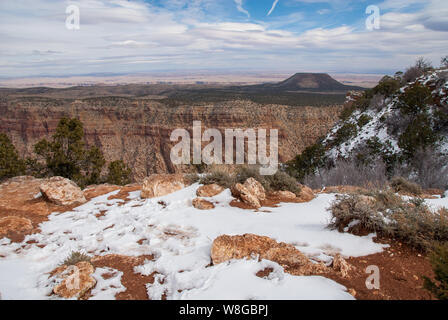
xmin=331 ymin=254 xmax=354 ymax=278
xmin=83 ymin=184 xmax=121 ymax=200
xmin=0 ymin=97 xmax=342 ymax=182
xmin=40 ymin=177 xmax=87 ymax=206
xmin=0 ymin=176 xmax=85 ymax=241
xmin=52 ymin=261 xmax=96 ymax=299
xmin=211 ymin=234 xmax=327 ymax=276
xmin=196 ymin=184 xmax=225 ymax=197
xmin=192 ymin=198 xmax=215 ymax=210
xmin=140 ymin=174 xmax=185 ymax=199
xmin=0 ymin=216 xmax=33 ymax=238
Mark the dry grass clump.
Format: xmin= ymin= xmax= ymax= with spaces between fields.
xmin=328 ymin=190 xmax=448 ymax=251
xmin=184 ymin=173 xmax=201 ymax=185
xmin=390 ymin=176 xmax=423 ymax=196
xmin=62 ymin=251 xmax=92 ymax=266
xmin=198 ymin=168 xmax=236 ymax=189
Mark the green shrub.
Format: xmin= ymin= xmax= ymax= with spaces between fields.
xmin=333 ymin=123 xmax=358 ymax=146
xmin=373 ymin=76 xmax=401 ymax=96
xmin=339 ymin=105 xmax=356 ymax=121
xmin=33 ymin=118 xmax=106 ymax=188
xmin=424 ymin=243 xmax=448 ymax=300
xmin=390 ymin=176 xmax=423 ymax=196
xmin=339 ymin=91 xmax=373 ymax=122
xmin=398 ymin=114 xmax=439 ymax=159
xmin=0 ymin=133 xmax=25 ymax=181
xmin=287 ymin=143 xmax=327 ymax=181
xmin=364 ymin=138 xmax=400 ymax=173
xmin=398 ymin=83 xmax=433 ymax=115
xmin=106 ymin=160 xmax=132 ymax=186
xmin=328 ymin=190 xmax=448 ymax=251
xmin=357 ymin=114 xmax=373 ymax=128
xmin=62 ymin=251 xmax=92 ymax=266
xmin=263 ymin=170 xmax=301 ymax=194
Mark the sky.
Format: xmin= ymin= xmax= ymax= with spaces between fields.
xmin=0 ymin=0 xmax=447 ymax=78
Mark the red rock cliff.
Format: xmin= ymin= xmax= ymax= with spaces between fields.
xmin=0 ymin=97 xmax=342 ymax=181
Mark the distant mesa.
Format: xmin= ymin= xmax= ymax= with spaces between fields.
xmin=243 ymin=73 xmax=364 ymax=93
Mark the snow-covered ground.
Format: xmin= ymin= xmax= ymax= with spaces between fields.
xmin=0 ymin=184 xmax=403 ymax=300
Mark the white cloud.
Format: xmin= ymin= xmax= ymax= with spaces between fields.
xmin=234 ymin=0 xmax=250 ymax=18
xmin=267 ymin=0 xmax=280 ymax=16
xmin=0 ymin=0 xmax=447 ymax=77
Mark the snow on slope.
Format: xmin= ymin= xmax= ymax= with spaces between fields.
xmin=1 ymin=185 xmax=391 ymax=300
xmin=325 ymin=70 xmax=448 ymax=161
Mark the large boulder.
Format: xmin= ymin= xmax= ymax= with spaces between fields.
xmin=231 ymin=183 xmax=262 ymax=209
xmin=296 ymin=185 xmax=315 ymax=203
xmin=40 ymin=177 xmax=87 ymax=206
xmin=196 ymin=184 xmax=225 ymax=197
xmin=243 ymin=178 xmax=266 ymax=201
xmin=141 ymin=174 xmax=185 ymax=199
xmin=231 ymin=178 xmax=266 ymax=209
xmin=211 ymin=234 xmax=327 ymax=276
xmin=52 ymin=261 xmax=96 ymax=299
xmin=192 ymin=198 xmax=215 ymax=210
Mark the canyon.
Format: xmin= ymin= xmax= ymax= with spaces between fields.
xmin=0 ymin=73 xmax=351 ymax=181
xmin=0 ymin=97 xmax=341 ymax=181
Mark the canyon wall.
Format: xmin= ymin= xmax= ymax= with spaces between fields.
xmin=0 ymin=97 xmax=342 ymax=181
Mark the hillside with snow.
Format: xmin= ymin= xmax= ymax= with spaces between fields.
xmin=286 ymin=68 xmax=448 ymax=190
xmin=325 ymin=69 xmax=448 ymax=163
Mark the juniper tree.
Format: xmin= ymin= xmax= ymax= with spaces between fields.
xmin=106 ymin=160 xmax=132 ymax=186
xmin=0 ymin=133 xmax=25 ymax=180
xmin=34 ymin=118 xmax=105 ymax=187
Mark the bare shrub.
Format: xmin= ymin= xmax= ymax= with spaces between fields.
xmin=328 ymin=190 xmax=448 ymax=251
xmin=184 ymin=173 xmax=200 ymax=185
xmin=199 ymin=168 xmax=235 ymax=189
xmin=393 ymin=149 xmax=448 ymax=189
xmin=410 ymin=149 xmax=448 ymax=189
xmin=403 ymin=57 xmax=433 ymax=83
xmin=390 ymin=176 xmax=423 ymax=196
xmin=304 ymin=160 xmax=388 ymax=189
xmin=235 ymin=166 xmax=264 ymax=186
xmin=369 ymin=94 xmax=386 ymax=112
xmin=403 ymin=66 xmax=424 ymax=83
